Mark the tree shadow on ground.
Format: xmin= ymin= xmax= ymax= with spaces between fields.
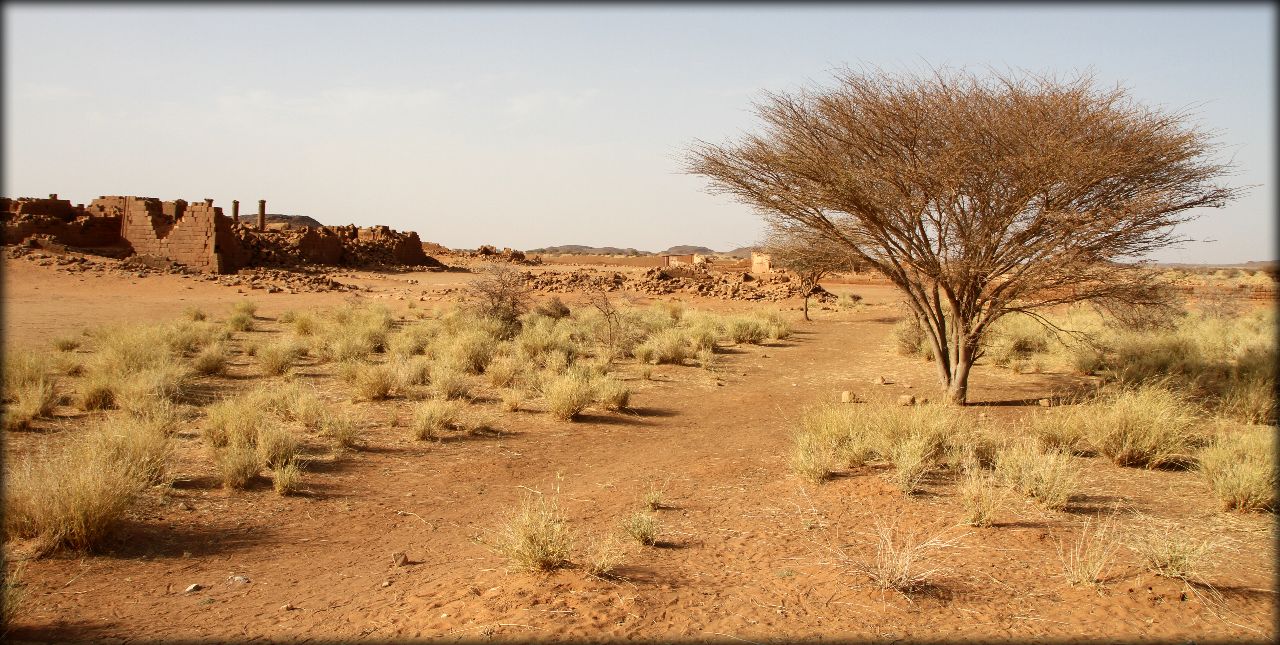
xmin=574 ymin=413 xmax=653 ymax=427
xmin=99 ymin=518 xmax=275 ymax=559
xmin=8 ymin=619 xmax=123 ymax=644
xmin=1063 ymin=493 xmax=1138 ymax=516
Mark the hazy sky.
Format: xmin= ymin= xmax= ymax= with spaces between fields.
xmin=4 ymin=4 xmax=1274 ymax=262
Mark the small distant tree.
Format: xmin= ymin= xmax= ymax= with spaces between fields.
xmin=464 ymin=264 xmax=532 ymax=336
xmin=688 ymin=67 xmax=1239 ymax=404
xmin=763 ymin=224 xmax=859 ymax=321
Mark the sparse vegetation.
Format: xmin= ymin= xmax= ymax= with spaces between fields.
xmin=1082 ymin=386 xmax=1204 ymax=469
xmin=271 ymin=461 xmax=303 ymax=495
xmin=994 ymin=440 xmax=1078 ymax=511
xmin=1059 ymin=517 xmax=1119 ymax=587
xmin=488 ymin=493 xmax=574 ymax=572
xmin=1197 ymin=424 xmax=1276 ymax=511
xmin=853 ymin=522 xmax=960 ymax=594
xmin=543 ymin=371 xmax=595 ymax=421
xmin=5 ymin=438 xmax=145 ymax=554
xmin=621 ymin=511 xmax=660 ymax=546
xmin=411 ymin=399 xmax=465 ymax=440
xmin=1126 ymin=521 xmax=1218 ymax=583
xmin=958 ymin=471 xmax=1004 ymax=527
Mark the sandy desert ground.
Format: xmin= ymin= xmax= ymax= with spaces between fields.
xmin=2 ymin=254 xmax=1275 ymax=643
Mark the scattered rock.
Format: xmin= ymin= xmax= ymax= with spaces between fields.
xmin=1038 ymin=398 xmax=1052 ymax=407
xmin=184 ymin=583 xmax=202 ymax=593
xmin=840 ymin=390 xmax=853 ymax=403
xmin=281 ymin=603 xmax=297 ymax=611
xmin=897 ymin=395 xmax=916 ymax=406
xmin=228 ymin=575 xmax=251 ymax=584
xmin=381 ymin=580 xmax=392 ymax=588
xmin=873 ymin=376 xmax=887 ymax=385
xmin=392 ymin=552 xmax=409 ymax=567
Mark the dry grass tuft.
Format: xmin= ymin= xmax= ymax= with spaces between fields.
xmin=256 ymin=341 xmax=298 ymax=377
xmin=214 ymin=441 xmax=260 ymax=489
xmin=853 ymin=521 xmax=961 ymax=595
xmin=3 ymin=560 xmax=25 ymax=632
xmin=352 ymin=363 xmax=398 ymax=401
xmin=1197 ymin=424 xmax=1276 ymax=512
xmin=90 ymin=414 xmax=173 ymax=485
xmin=994 ymin=440 xmax=1078 ymax=511
xmin=500 ymin=389 xmax=524 ymax=412
xmin=543 ymin=371 xmax=595 ymax=421
xmin=184 ymin=306 xmax=207 ymax=322
xmin=4 ymin=376 xmax=58 ymax=431
xmin=485 ymin=355 xmax=521 ymax=388
xmin=1058 ymin=516 xmax=1119 ymax=587
xmin=583 ymin=535 xmax=627 ymax=577
xmin=1126 ymin=521 xmax=1219 ymax=583
xmin=191 ymin=343 xmax=229 ymax=376
xmin=321 ymin=409 xmax=360 ymax=452
xmin=411 ymin=399 xmax=465 ymax=440
xmin=4 ymin=440 xmax=145 ymax=554
xmin=77 ymin=372 xmax=118 ymax=411
xmin=487 ymin=494 xmax=574 ymax=572
xmin=1084 ymin=386 xmax=1205 ymax=469
xmin=52 ymin=337 xmax=80 ymax=352
xmin=958 ymin=471 xmax=1005 ymax=527
xmin=593 ymin=376 xmax=631 ymax=411
xmin=226 ymin=311 xmax=255 ymax=332
xmin=256 ymin=422 xmax=300 ymax=470
xmin=621 ymin=511 xmax=660 ymax=546
xmin=231 ymin=300 xmax=258 ymax=317
xmin=429 ymin=362 xmax=470 ymax=400
xmin=271 ymin=461 xmax=303 ymax=495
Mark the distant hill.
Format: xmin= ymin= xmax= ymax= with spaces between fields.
xmin=237 ymin=214 xmax=324 ymax=229
xmin=723 ymin=246 xmax=759 ymax=259
xmin=659 ymin=245 xmax=717 ymax=256
xmin=526 ymin=244 xmax=758 ymax=257
xmin=526 ymin=245 xmax=651 ymax=256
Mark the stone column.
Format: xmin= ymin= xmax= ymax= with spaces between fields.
xmin=232 ymin=200 xmax=240 ymax=221
xmin=257 ymin=200 xmax=266 ymax=231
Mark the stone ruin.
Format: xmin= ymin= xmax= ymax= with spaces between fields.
xmin=2 ymin=194 xmax=444 ymax=274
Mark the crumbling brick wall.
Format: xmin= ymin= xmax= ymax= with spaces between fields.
xmin=121 ymin=197 xmax=243 ymax=273
xmin=2 ymin=196 xmax=124 ymax=247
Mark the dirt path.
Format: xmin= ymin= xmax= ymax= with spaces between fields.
xmin=4 ymin=259 xmax=1274 ymax=642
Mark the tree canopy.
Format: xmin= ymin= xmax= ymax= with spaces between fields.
xmin=688 ymin=67 xmax=1239 ymax=403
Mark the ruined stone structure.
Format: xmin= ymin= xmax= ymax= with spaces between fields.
xmin=751 ymin=251 xmax=773 ymax=274
xmin=120 ymin=196 xmax=245 ymax=273
xmin=3 ymin=193 xmax=444 ymax=273
xmin=3 ymin=195 xmax=124 ymax=248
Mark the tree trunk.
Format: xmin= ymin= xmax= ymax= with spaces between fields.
xmin=945 ymin=341 xmax=976 ymax=405
xmin=802 ymin=294 xmax=811 ymax=321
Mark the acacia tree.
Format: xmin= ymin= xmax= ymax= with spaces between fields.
xmin=688 ymin=67 xmax=1238 ymax=404
xmin=763 ymin=224 xmax=859 ymax=321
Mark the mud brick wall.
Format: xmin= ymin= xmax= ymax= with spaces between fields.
xmin=3 ymin=196 xmax=81 ymax=220
xmin=121 ymin=197 xmax=243 ymax=273
xmin=86 ymin=196 xmax=130 ymax=218
xmin=3 ymin=215 xmax=124 ymax=247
